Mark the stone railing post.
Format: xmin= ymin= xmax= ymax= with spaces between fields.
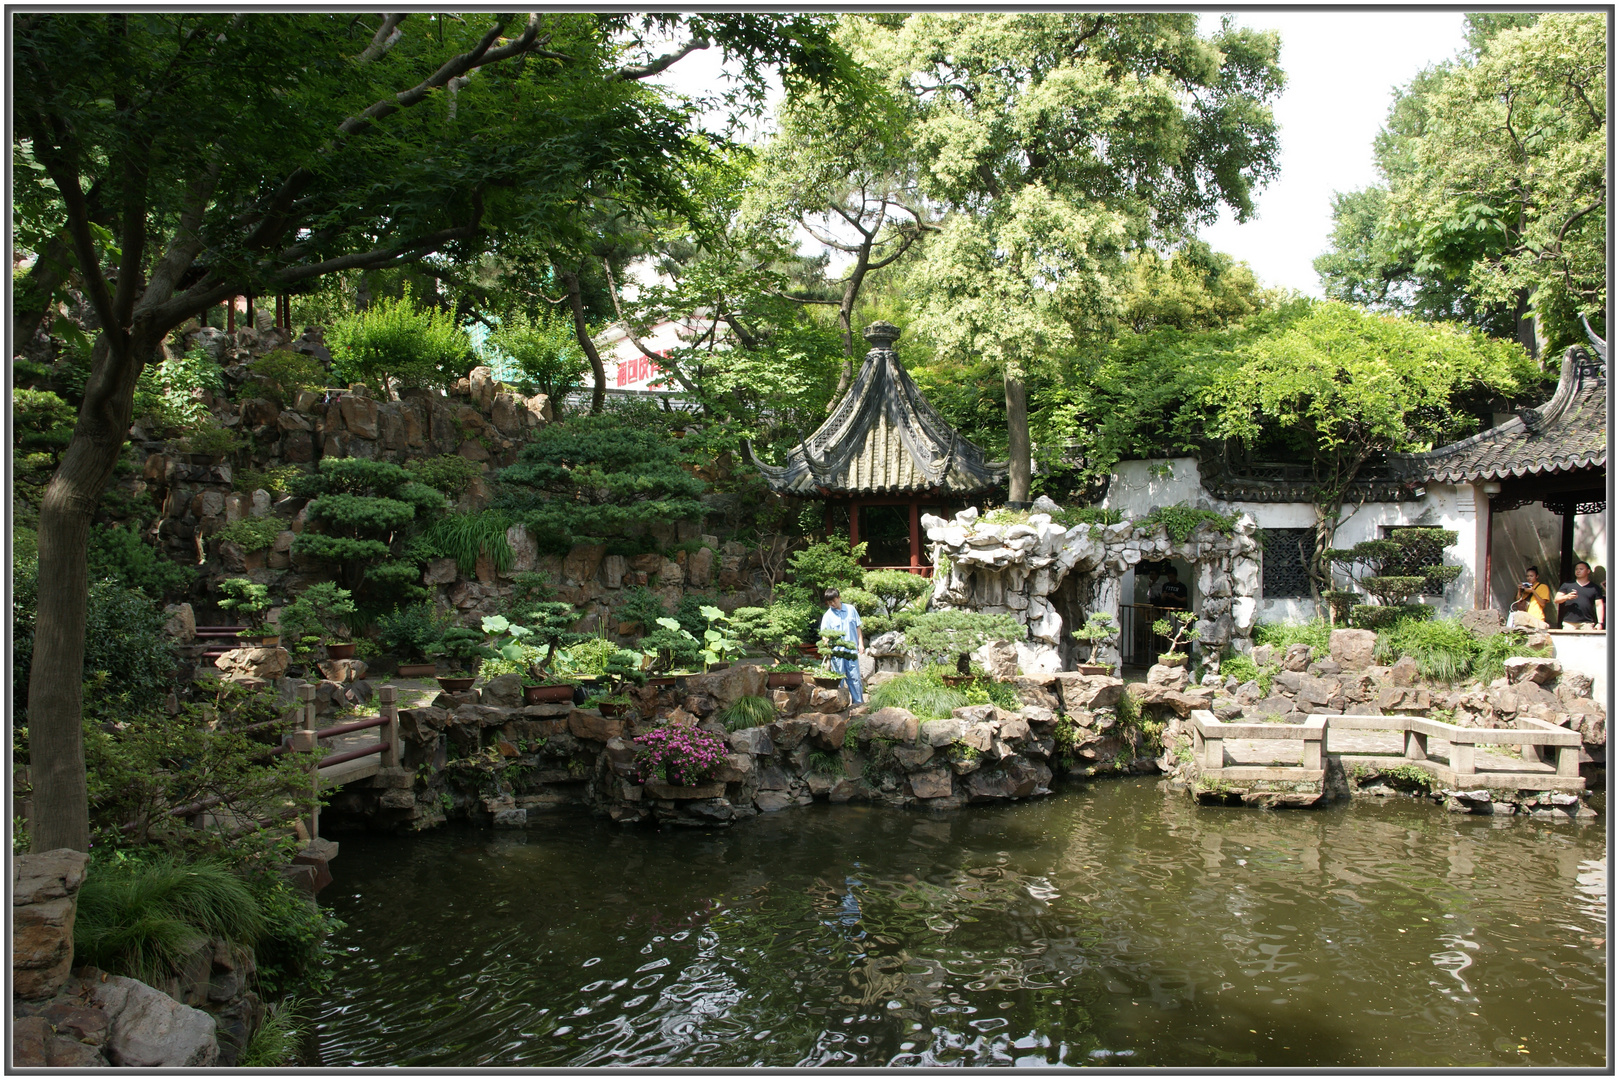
xmin=380 ymin=685 xmax=399 ymax=768
xmin=1405 ymin=726 xmax=1428 ymax=762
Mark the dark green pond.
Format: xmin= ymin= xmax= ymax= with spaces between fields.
xmin=311 ymin=780 xmax=1607 ymax=1068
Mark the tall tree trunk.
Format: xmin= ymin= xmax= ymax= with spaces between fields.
xmin=830 ymin=257 xmax=871 ymax=407
xmin=1004 ymin=362 xmax=1031 ymax=503
xmin=27 ymin=331 xmax=149 ymax=852
xmin=560 ymin=269 xmax=607 ymax=415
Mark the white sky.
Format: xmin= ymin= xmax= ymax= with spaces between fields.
xmin=1196 ymin=11 xmax=1470 ymax=296
xmin=655 ymin=11 xmax=1474 ymax=298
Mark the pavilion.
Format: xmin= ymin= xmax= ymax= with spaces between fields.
xmin=742 ymin=322 xmax=1007 ymax=572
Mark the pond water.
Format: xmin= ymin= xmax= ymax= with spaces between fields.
xmin=311 ymin=780 xmax=1607 ymax=1068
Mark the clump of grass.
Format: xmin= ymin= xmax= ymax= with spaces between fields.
xmin=1375 ymin=617 xmax=1480 ymax=681
xmin=241 ymin=996 xmax=306 ymax=1067
xmin=74 ymin=854 xmax=264 ymax=986
xmin=866 ymin=669 xmax=970 ymax=720
xmin=717 ymin=695 xmax=776 ymax=731
xmin=807 ymin=750 xmax=843 ymax=777
xmin=1253 ymin=618 xmax=1332 ymax=659
xmin=1473 ymin=628 xmax=1554 ymax=684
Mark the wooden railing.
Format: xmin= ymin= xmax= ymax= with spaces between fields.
xmin=289 ymin=683 xmax=399 ymax=839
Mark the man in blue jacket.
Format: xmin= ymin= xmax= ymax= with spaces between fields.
xmin=819 ymin=587 xmax=865 ymax=704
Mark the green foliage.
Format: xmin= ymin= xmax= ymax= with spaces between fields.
xmin=695 ymin=605 xmax=745 ymax=669
xmin=1070 ymin=613 xmax=1119 ymax=662
xmin=416 ymin=510 xmax=514 ymax=576
xmin=306 ymin=493 xmax=417 ymax=534
xmin=1253 ymin=618 xmax=1332 ymax=659
xmin=1327 ymin=529 xmax=1461 ymax=607
xmin=1474 ymin=628 xmax=1554 ymax=684
xmin=718 ymin=695 xmax=777 ymax=731
xmin=289 ymin=534 xmax=392 ymax=565
xmin=212 ymin=516 xmax=282 ymax=553
xmin=807 ymin=749 xmax=844 ymax=777
xmin=74 ymin=853 xmax=263 ymax=987
xmin=1220 ymin=653 xmax=1276 ymax=696
xmin=639 ymin=618 xmax=702 ymax=675
xmin=484 ymin=307 xmax=588 ymax=402
xmin=495 ymin=413 xmax=707 ymax=552
xmin=234 ymin=465 xmax=305 ymax=499
xmin=404 ymin=455 xmax=485 ymax=498
xmin=1151 ymin=610 xmax=1200 ymax=656
xmin=616 ymin=586 xmax=668 ymax=632
xmin=247 ymin=350 xmax=326 ymax=408
xmin=729 ymin=604 xmax=812 ymax=664
xmin=180 ymin=426 xmax=244 ymax=461
xmin=784 ymin=534 xmax=866 ymax=599
xmin=13 ymin=562 xmax=179 ymax=726
xmin=217 ymin=578 xmax=271 ymax=632
xmin=907 ymin=610 xmax=1023 ymax=674
xmin=1315 ymin=14 xmax=1604 ymax=352
xmin=277 ymin=582 xmax=358 ymax=646
xmin=865 ymin=669 xmax=970 ymax=721
xmin=433 ymin=626 xmax=491 ymax=675
xmin=240 ymin=995 xmax=305 ymax=1067
xmin=327 ymin=288 xmax=472 ymax=395
xmin=556 ymin=637 xmax=627 ymax=678
xmin=133 ymin=349 xmax=224 ymax=434
xmin=1349 ymin=603 xmax=1434 ymax=631
xmin=375 ymin=603 xmax=452 ymax=663
xmin=1136 ymin=504 xmax=1238 ymax=543
xmin=292 ymin=458 xmax=446 ymax=602
xmin=88 ymin=523 xmax=196 ymax=599
xmin=13 ymin=387 xmax=75 ymax=456
xmin=1115 ymin=685 xmax=1141 ymax=732
xmin=486 ymin=603 xmax=584 ymax=673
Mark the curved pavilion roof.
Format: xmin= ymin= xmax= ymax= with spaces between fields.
xmin=742 ymin=322 xmax=1007 ymax=497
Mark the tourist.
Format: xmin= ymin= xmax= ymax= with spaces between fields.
xmin=1157 ymin=565 xmax=1189 ymax=610
xmin=1509 ymin=565 xmax=1552 ymax=628
xmin=820 ymin=587 xmax=865 ymax=704
xmin=1555 ymin=562 xmax=1606 ymax=630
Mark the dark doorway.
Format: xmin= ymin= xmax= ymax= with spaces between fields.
xmin=860 ymin=504 xmax=912 ymax=567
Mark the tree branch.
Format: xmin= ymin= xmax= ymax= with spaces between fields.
xmin=610 ymin=36 xmax=709 ymax=81
xmin=357 ymin=13 xmax=406 ymax=63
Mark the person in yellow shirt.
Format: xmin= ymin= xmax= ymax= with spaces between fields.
xmin=1510 ymin=565 xmax=1551 ymax=628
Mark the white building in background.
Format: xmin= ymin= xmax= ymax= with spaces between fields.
xmin=590 ymin=317 xmax=729 ymax=406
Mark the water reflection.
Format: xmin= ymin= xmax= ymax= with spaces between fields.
xmin=313 ymin=779 xmax=1606 ymax=1067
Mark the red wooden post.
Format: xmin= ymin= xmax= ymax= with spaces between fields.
xmin=380 ymin=685 xmax=399 ymax=768
xmin=849 ymin=499 xmax=861 ymax=550
xmin=909 ymin=499 xmax=922 ymax=568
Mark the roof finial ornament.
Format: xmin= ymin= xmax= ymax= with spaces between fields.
xmin=863 ymin=321 xmax=901 ymax=349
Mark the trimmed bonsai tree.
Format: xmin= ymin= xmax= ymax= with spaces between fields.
xmin=1152 ymin=610 xmax=1200 ymax=663
xmin=217 ymin=578 xmax=272 ymax=640
xmin=483 ymin=603 xmax=585 ymax=683
xmin=433 ymin=626 xmax=491 ymax=677
xmin=730 ymin=604 xmax=811 ymax=667
xmin=376 ymin=603 xmax=451 ymax=665
xmin=277 ymin=582 xmax=358 ymax=659
xmin=1070 ymin=612 xmax=1119 ymax=667
xmin=854 ymin=569 xmax=932 ymax=636
xmin=290 ymin=458 xmax=446 ymax=607
xmin=906 ymin=610 xmax=1024 ymax=675
xmin=639 ymin=618 xmax=702 ymax=675
xmin=1325 ymin=528 xmax=1463 ymax=629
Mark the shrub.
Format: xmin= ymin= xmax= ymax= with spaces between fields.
xmin=1373 ymin=617 xmax=1479 ymax=681
xmin=291 ymin=458 xmax=446 ymax=605
xmin=404 ymin=454 xmax=484 ymax=498
xmin=865 ymin=669 xmax=970 ymax=720
xmin=1136 ymin=504 xmax=1238 ymax=542
xmin=217 ymin=578 xmax=272 ymax=634
xmin=494 ymin=412 xmax=707 ymax=552
xmin=729 ymin=603 xmax=812 ymax=663
xmin=615 ymin=586 xmax=668 ymax=632
xmin=133 ymin=349 xmax=224 ymax=433
xmin=235 ymin=465 xmax=307 ymax=498
xmin=277 ymin=582 xmax=358 ymax=653
xmin=484 ymin=307 xmax=588 ymax=402
xmin=416 ymin=510 xmax=514 ymax=577
xmin=326 ymin=288 xmax=472 ymax=395
xmin=88 ymin=522 xmax=196 ymax=599
xmin=557 ymin=636 xmax=625 ymax=677
xmin=212 ymin=516 xmax=282 ymax=553
xmin=74 ymin=853 xmax=264 ymax=987
xmin=247 ymin=349 xmax=326 ymax=407
xmin=1253 ymin=618 xmax=1332 ymax=659
xmin=1220 ymin=652 xmax=1277 ymax=695
xmin=180 ymin=426 xmax=243 ymax=460
xmin=633 ymin=725 xmax=729 ymax=786
xmin=1474 ymin=628 xmax=1554 ymax=683
xmin=717 ymin=695 xmax=776 ymax=731
xmin=783 ymin=534 xmax=866 ymax=602
xmin=13 ymin=562 xmax=179 ymax=726
xmin=1327 ymin=528 xmax=1462 ymax=610
xmin=1349 ymin=603 xmax=1434 ymax=630
xmin=639 ymin=619 xmax=702 ymax=674
xmin=906 ymin=610 xmax=1023 ymax=674
xmin=375 ymin=603 xmax=452 ymax=663
xmin=13 ymin=387 xmax=75 ymax=455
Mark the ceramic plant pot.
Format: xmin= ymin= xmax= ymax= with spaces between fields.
xmin=525 ymin=684 xmax=574 ymax=704
xmin=767 ymin=671 xmax=804 ymax=689
xmin=437 ymin=676 xmax=476 ymax=692
xmin=325 ymin=641 xmax=357 ymax=660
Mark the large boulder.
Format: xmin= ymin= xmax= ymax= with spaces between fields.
xmin=89 ymin=972 xmax=220 ymax=1067
xmin=864 ymin=707 xmax=919 ymax=743
xmin=481 ymin=673 xmax=524 ymax=708
xmin=1055 ymin=674 xmax=1123 ymax=711
xmin=1328 ymin=628 xmax=1377 ymax=670
xmin=214 ymin=647 xmax=289 ymax=681
xmin=1504 ymin=656 xmax=1562 ymax=685
xmin=683 ymin=664 xmax=768 ymax=709
xmin=12 ymin=849 xmax=89 ymax=1000
xmin=163 ymin=603 xmax=197 ymax=642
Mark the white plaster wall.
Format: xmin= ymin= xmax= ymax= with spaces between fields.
xmin=1107 ymin=458 xmax=1482 ymax=620
xmin=1549 ymin=631 xmax=1608 ymax=705
xmin=1574 ymin=513 xmax=1607 ymax=578
xmin=1491 ymin=502 xmax=1564 ymax=610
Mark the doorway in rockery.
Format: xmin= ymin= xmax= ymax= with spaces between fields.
xmin=1052 ymin=569 xmax=1102 ymax=670
xmin=1120 ymin=556 xmax=1197 ymax=669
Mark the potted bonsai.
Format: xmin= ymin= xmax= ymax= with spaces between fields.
xmin=639 ymin=617 xmax=701 ymax=685
xmin=432 ymin=626 xmax=490 ymax=690
xmin=1152 ymin=610 xmax=1200 ymax=667
xmin=278 ymin=581 xmax=359 ymax=660
xmin=376 ymin=603 xmax=449 ymax=677
xmin=813 ymin=630 xmax=859 ymax=688
xmin=485 ymin=603 xmax=585 ymax=703
xmin=1069 ymin=613 xmax=1119 ymax=676
xmin=218 ymin=578 xmax=276 ymax=646
xmin=585 ymin=648 xmax=648 ymax=716
xmin=906 ymin=609 xmax=1023 ymax=684
xmin=730 ymin=604 xmax=810 ymax=687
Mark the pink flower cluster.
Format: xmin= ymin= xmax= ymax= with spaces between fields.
xmin=633 ymin=724 xmax=728 ymax=787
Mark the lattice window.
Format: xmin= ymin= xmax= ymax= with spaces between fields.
xmin=1262 ymin=527 xmax=1313 ymax=598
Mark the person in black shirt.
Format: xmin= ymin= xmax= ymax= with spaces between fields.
xmin=1555 ymin=562 xmax=1605 ymax=629
xmin=1157 ymin=565 xmax=1189 ymax=610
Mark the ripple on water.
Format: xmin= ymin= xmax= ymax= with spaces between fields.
xmin=312 ymin=781 xmax=1606 ymax=1067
